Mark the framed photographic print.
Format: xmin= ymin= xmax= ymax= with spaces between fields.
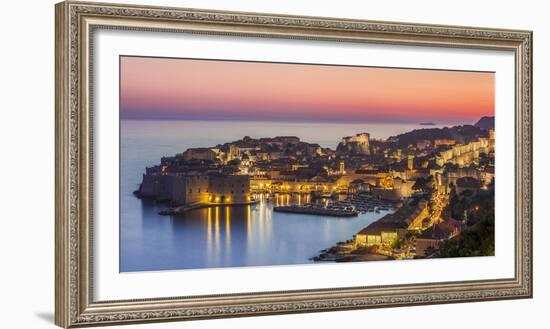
xmin=55 ymin=1 xmax=533 ymax=327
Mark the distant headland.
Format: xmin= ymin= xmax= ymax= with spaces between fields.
xmin=474 ymin=116 xmax=495 ymax=130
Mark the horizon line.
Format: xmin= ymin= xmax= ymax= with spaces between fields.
xmin=119 ymin=116 xmax=488 ymax=126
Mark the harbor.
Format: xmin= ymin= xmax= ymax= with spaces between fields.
xmin=121 ymin=190 xmax=388 ymax=271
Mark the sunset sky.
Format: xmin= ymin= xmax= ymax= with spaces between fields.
xmin=120 ymin=56 xmax=494 ymax=124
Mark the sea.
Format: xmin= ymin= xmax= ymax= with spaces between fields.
xmin=120 ymin=119 xmax=448 ymax=272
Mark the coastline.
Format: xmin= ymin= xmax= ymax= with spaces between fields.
xmin=121 ymin=118 xmax=494 ymax=270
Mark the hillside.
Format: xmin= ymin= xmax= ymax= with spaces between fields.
xmin=474 ymin=116 xmax=495 ymax=130
xmin=389 ymin=125 xmax=487 ymax=148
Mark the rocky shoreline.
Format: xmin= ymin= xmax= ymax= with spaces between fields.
xmin=311 ymin=240 xmax=393 ymax=262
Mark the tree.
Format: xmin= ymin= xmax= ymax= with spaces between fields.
xmin=227 ymin=159 xmax=241 ymax=166
xmin=400 ymin=232 xmax=417 ymax=253
xmin=413 ymin=175 xmax=435 ymax=193
xmin=436 ymin=184 xmax=494 ymax=258
xmin=413 ymin=177 xmax=427 ymax=191
xmin=444 ymin=163 xmax=459 ymax=172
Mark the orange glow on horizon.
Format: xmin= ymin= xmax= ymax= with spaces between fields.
xmin=121 ymin=56 xmax=494 ymax=124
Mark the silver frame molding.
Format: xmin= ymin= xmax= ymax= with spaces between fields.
xmin=55 ymin=1 xmax=533 ymax=327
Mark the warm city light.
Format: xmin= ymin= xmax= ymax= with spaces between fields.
xmin=123 ymin=55 xmax=496 ymax=272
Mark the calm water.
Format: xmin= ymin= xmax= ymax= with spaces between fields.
xmin=120 ymin=120 xmax=446 ymax=272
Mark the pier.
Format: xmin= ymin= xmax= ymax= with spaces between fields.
xmin=159 ymin=200 xmax=259 ymax=216
xmin=273 ymin=205 xmax=358 ymax=217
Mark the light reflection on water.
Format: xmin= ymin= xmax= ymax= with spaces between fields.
xmin=119 ymin=119 xmax=438 ymax=272
xmin=122 ymin=193 xmax=389 ymax=272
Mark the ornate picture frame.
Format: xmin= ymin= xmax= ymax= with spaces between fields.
xmin=55 ymin=1 xmax=532 ymax=327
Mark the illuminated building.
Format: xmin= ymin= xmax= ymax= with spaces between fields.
xmin=181 ymin=148 xmax=218 ymax=162
xmin=338 ymin=132 xmax=370 ymax=155
xmin=208 ymin=174 xmax=250 ymax=204
xmin=435 ymin=137 xmax=493 ymax=167
xmin=139 ymin=173 xmax=251 ymax=205
xmin=407 ymin=155 xmax=414 ymax=170
xmin=434 ymin=139 xmax=456 ymax=147
xmin=355 ymin=200 xmax=429 ymax=247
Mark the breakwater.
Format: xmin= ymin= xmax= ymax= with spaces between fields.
xmin=273 ymin=205 xmax=358 ymax=217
